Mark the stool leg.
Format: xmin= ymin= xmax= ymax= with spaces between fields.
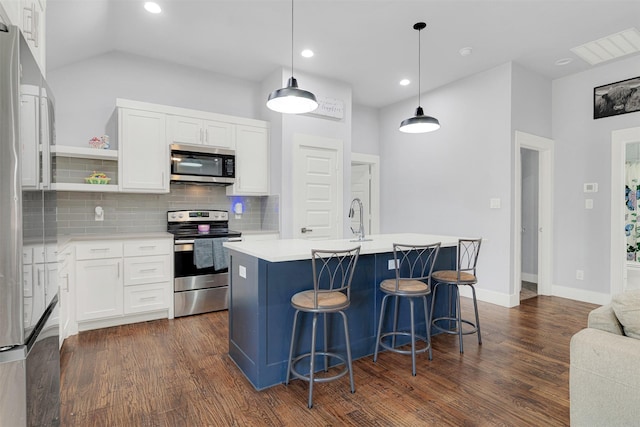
xmin=323 ymin=313 xmax=328 ymax=372
xmin=448 ymin=284 xmax=455 ymax=331
xmin=422 ymin=295 xmax=432 ymax=361
xmin=340 ymin=310 xmax=355 ymax=393
xmin=471 ymin=285 xmax=482 ymax=345
xmin=308 ymin=313 xmax=318 ymax=409
xmin=374 ymin=293 xmax=389 ymax=362
xmin=392 ymin=295 xmax=400 ymax=348
xmin=409 ymin=298 xmax=416 ymax=376
xmin=286 ymin=310 xmax=300 ymax=385
xmin=455 ymin=285 xmax=464 ymax=353
xmin=430 ymin=283 xmax=438 ymax=333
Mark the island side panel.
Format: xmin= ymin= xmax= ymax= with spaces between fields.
xmin=228 ymin=249 xmax=263 ymax=385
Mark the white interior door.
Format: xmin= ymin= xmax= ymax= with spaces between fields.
xmin=293 ymin=134 xmax=343 ymax=240
xmin=350 ymin=164 xmax=371 ymax=236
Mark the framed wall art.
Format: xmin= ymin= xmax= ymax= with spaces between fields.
xmin=594 ymin=76 xmax=640 ymax=119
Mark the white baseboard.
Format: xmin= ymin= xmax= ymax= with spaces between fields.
xmin=455 ymin=283 xmax=611 ymax=309
xmin=521 ymin=273 xmax=538 ymax=283
xmin=551 ymin=285 xmax=610 ymax=305
xmin=457 ymin=286 xmax=517 ymax=308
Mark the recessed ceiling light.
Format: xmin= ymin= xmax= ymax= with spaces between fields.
xmin=399 ymin=79 xmax=410 ymax=86
xmin=555 ymin=58 xmax=573 ymax=66
xmin=459 ymin=47 xmax=473 ymax=57
xmin=144 ymin=2 xmax=162 ymax=14
xmin=301 ymin=49 xmax=314 ymax=58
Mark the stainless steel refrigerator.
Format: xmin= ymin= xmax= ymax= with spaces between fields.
xmin=0 ymin=24 xmax=60 ymax=426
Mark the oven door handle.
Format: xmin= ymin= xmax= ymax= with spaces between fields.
xmin=175 ymin=239 xmax=195 ymax=245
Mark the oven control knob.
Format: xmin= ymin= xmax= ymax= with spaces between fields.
xmin=170 ymin=213 xmax=177 ymax=220
xmin=178 ymin=213 xmax=184 ymax=219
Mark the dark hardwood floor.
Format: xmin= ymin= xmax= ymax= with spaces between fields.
xmin=60 ymin=296 xmax=597 ymax=426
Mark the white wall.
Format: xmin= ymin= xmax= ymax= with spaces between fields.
xmin=552 ymin=54 xmax=640 ymax=298
xmin=47 ymin=51 xmax=261 ymax=146
xmin=379 ymin=63 xmax=513 ymax=299
xmin=352 ymin=104 xmax=380 ymax=155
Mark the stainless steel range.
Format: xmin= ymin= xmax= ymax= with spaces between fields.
xmin=168 ymin=210 xmax=241 ymax=317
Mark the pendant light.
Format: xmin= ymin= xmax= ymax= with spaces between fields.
xmin=267 ymin=0 xmax=318 ymax=114
xmin=399 ymin=22 xmax=440 ymax=133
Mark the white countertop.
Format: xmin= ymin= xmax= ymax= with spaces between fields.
xmin=224 ymin=233 xmax=464 ymax=262
xmin=58 ymin=232 xmax=173 ymax=250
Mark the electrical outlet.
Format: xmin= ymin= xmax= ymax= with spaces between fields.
xmin=388 ymin=259 xmax=398 ymax=270
xmin=576 ymin=270 xmax=584 ymax=280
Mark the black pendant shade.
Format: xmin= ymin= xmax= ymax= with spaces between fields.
xmin=266 ymin=0 xmax=318 ymax=114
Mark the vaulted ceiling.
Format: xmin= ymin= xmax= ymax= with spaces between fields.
xmin=46 ymin=0 xmax=640 ymax=107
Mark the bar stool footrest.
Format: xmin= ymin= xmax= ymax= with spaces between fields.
xmin=289 ymin=351 xmax=349 ymax=384
xmin=378 ymin=331 xmax=431 ymax=355
xmin=432 ymin=316 xmax=478 ymax=335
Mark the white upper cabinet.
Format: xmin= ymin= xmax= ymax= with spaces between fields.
xmin=118 ymin=107 xmax=169 ymax=193
xmin=168 ymin=115 xmax=234 ymax=149
xmin=226 ymin=125 xmax=269 ymax=196
xmin=0 ymin=0 xmax=47 ymax=74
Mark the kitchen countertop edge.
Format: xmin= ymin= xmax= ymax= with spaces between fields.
xmin=224 ymin=233 xmax=471 ymax=263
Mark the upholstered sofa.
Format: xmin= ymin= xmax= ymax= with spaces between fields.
xmin=570 ymin=291 xmax=640 ymax=426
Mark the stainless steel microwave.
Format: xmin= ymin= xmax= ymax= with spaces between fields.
xmin=170 ymin=143 xmax=235 ymax=185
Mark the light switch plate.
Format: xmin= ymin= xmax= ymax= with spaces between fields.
xmin=490 ymin=198 xmax=501 ymax=209
xmin=584 ymin=183 xmax=598 ymax=193
xmin=585 ymin=199 xmax=594 ymax=209
xmin=239 ymin=265 xmax=247 ymax=278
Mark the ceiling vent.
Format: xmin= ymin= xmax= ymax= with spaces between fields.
xmin=570 ymin=27 xmax=640 ymax=65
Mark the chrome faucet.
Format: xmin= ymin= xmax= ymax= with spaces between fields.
xmin=348 ymin=197 xmax=366 ymax=241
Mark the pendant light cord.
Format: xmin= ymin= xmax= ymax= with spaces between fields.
xmin=417 ymin=26 xmax=421 ymax=108
xmin=291 ymin=0 xmax=294 ymax=78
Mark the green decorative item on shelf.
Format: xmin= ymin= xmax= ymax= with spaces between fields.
xmin=84 ymin=171 xmax=111 ymax=185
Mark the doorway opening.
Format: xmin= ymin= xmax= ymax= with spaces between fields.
xmin=611 ymin=127 xmax=640 ymax=295
xmin=514 ymin=131 xmax=554 ymax=306
xmin=350 ymin=153 xmax=380 ymax=237
xmin=520 ymin=148 xmax=539 ymax=301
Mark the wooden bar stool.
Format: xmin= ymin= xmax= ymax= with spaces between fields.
xmin=373 ymin=242 xmax=441 ymax=376
xmin=430 ymin=238 xmax=482 ymax=353
xmin=286 ymin=246 xmax=361 ymax=408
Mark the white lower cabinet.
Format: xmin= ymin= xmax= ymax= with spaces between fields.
xmin=124 ymin=283 xmax=169 ymax=314
xmin=76 ymin=258 xmax=123 ymax=321
xmin=71 ymin=237 xmax=172 ymax=333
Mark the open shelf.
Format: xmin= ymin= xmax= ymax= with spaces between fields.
xmin=51 ymin=183 xmax=119 ymax=192
xmin=51 ymin=145 xmax=118 ymax=160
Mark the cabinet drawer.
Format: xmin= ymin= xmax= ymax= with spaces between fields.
xmin=23 ymin=247 xmax=33 ymax=265
xmin=123 ymin=239 xmax=171 ymax=257
xmin=124 ymin=255 xmax=171 ymax=286
xmin=34 ymin=244 xmax=57 ymax=264
xmin=124 ymin=282 xmax=169 ymax=314
xmin=76 ymin=242 xmax=123 ymax=260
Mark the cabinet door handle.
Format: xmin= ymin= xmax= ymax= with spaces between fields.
xmin=63 ymin=274 xmax=69 ymax=292
xmin=139 ymin=245 xmax=156 ymax=250
xmin=140 ymin=296 xmax=156 ymax=301
xmin=204 ymin=129 xmax=208 ymax=144
xmin=90 ymin=248 xmax=110 ymax=252
xmin=140 ymin=268 xmax=157 ymax=273
xmin=117 ymin=263 xmax=120 ymax=279
xmin=200 ymin=128 xmax=204 ymax=143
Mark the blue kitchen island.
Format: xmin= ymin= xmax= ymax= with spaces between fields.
xmin=224 ymin=234 xmax=463 ymax=390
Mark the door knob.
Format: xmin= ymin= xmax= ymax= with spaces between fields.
xmin=301 ymin=227 xmax=313 ymax=233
